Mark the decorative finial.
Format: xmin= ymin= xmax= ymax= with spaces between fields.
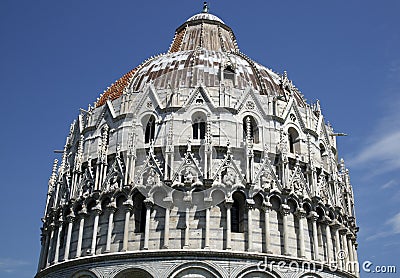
xmin=202 ymin=2 xmax=209 ymax=13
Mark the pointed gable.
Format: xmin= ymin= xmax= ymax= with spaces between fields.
xmin=281 ymin=95 xmax=306 ymax=131
xmin=136 ymin=148 xmax=164 ymax=187
xmin=132 ymin=84 xmax=164 ymax=116
xmin=212 ymin=147 xmax=245 ymax=187
xmin=235 ymin=87 xmax=269 ymax=119
xmin=172 ymin=150 xmax=203 ymax=186
xmin=183 ymin=86 xmax=216 ymax=111
xmin=254 ymin=148 xmax=282 ymax=191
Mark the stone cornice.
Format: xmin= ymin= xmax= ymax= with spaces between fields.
xmin=35 ymin=250 xmax=358 ymax=278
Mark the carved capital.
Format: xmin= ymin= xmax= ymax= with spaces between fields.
xmin=322 ymin=215 xmax=332 ymax=225
xmin=48 ymin=222 xmax=56 ymax=231
xmin=78 ymin=206 xmax=88 ymax=217
xmin=144 ymin=199 xmax=154 ymax=209
xmin=66 ymin=214 xmax=75 ymax=223
xmin=280 ymin=204 xmax=291 ymax=216
xmin=339 ymin=227 xmax=349 ymax=236
xmin=295 ymin=208 xmax=307 ymax=218
xmin=262 ymin=201 xmax=272 ymax=212
xmin=204 ymin=197 xmax=213 ymax=208
xmin=330 ymin=220 xmax=341 ymax=230
xmin=246 ymin=199 xmax=255 ymax=209
xmin=225 ymin=199 xmax=233 ymax=209
xmin=106 ymin=201 xmax=117 ymax=213
xmin=123 ymin=199 xmax=134 ymax=211
xmin=91 ymin=203 xmax=102 ymax=215
xmin=308 ymin=211 xmax=319 ymax=222
xmin=346 ymin=231 xmax=354 ymax=239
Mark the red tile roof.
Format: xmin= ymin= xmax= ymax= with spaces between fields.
xmin=95 ymin=67 xmax=138 ymax=107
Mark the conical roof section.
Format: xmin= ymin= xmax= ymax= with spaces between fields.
xmin=169 ymin=7 xmax=238 ymax=53
xmin=96 ymin=4 xmax=306 ymax=108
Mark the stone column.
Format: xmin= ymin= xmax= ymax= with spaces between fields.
xmin=76 ymin=209 xmax=87 ymax=258
xmin=53 ymin=219 xmax=64 ymax=264
xmin=309 ymin=211 xmax=319 ymax=261
xmin=281 ymin=204 xmax=291 ymax=256
xmin=105 ymin=202 xmax=117 ymax=253
xmin=263 ymin=201 xmax=272 ymax=254
xmin=331 ymin=220 xmax=341 ymax=268
xmin=347 ymin=233 xmax=354 ymax=272
xmin=90 ymin=204 xmax=102 ymax=255
xmin=225 ymin=201 xmax=233 ymax=250
xmin=95 ymin=162 xmax=101 ymax=191
xmin=37 ymin=234 xmax=46 ymax=271
xmin=143 ymin=200 xmax=153 ymax=250
xmin=246 ymin=199 xmax=255 ymax=251
xmin=324 ymin=218 xmax=333 ymax=264
xmin=163 ymin=199 xmax=173 ymax=249
xmin=353 ymin=241 xmax=359 ymax=277
xmin=183 ymin=206 xmax=190 ymax=249
xmin=204 ymin=198 xmax=212 ymax=249
xmin=340 ymin=228 xmax=349 ymax=271
xmin=41 ymin=230 xmax=50 ymax=269
xmin=63 ymin=214 xmax=75 ymax=261
xmin=46 ymin=224 xmax=55 ymax=266
xmin=295 ymin=208 xmax=307 ymax=258
xmin=122 ymin=200 xmax=133 ymax=252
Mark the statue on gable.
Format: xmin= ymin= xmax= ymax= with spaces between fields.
xmin=105 ymin=159 xmax=123 ymax=190
xmin=293 ymin=179 xmax=303 ymax=194
xmin=109 ymin=171 xmax=121 ymax=190
xmin=82 ymin=178 xmax=93 ymax=195
xmin=145 ymin=168 xmax=158 ymax=187
xmin=318 ymin=175 xmax=328 ymax=203
xmin=223 ymin=168 xmax=236 ymax=187
xmin=60 ymin=181 xmax=70 ymax=204
xmin=260 ymin=171 xmax=272 ymax=190
xmin=183 ymin=166 xmax=197 ymax=184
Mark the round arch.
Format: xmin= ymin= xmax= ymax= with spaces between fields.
xmin=239 ymin=110 xmax=262 ymax=126
xmin=71 ymin=270 xmax=98 ymax=278
xmin=168 ymin=262 xmax=222 ymax=278
xmin=237 ymin=266 xmax=280 ymax=278
xmin=299 ymin=273 xmax=323 ymax=278
xmin=114 ymin=268 xmax=153 ymax=278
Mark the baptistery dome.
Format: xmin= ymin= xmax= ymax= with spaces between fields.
xmin=37 ymin=4 xmax=359 ymax=278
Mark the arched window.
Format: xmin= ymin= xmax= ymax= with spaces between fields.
xmin=145 ymin=115 xmax=156 ymax=144
xmin=243 ymin=116 xmax=259 ymax=143
xmin=192 ymin=113 xmax=206 ymax=140
xmin=287 ymin=127 xmax=300 ymax=154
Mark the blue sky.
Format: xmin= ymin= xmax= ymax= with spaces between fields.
xmin=0 ymin=0 xmax=399 ymax=277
